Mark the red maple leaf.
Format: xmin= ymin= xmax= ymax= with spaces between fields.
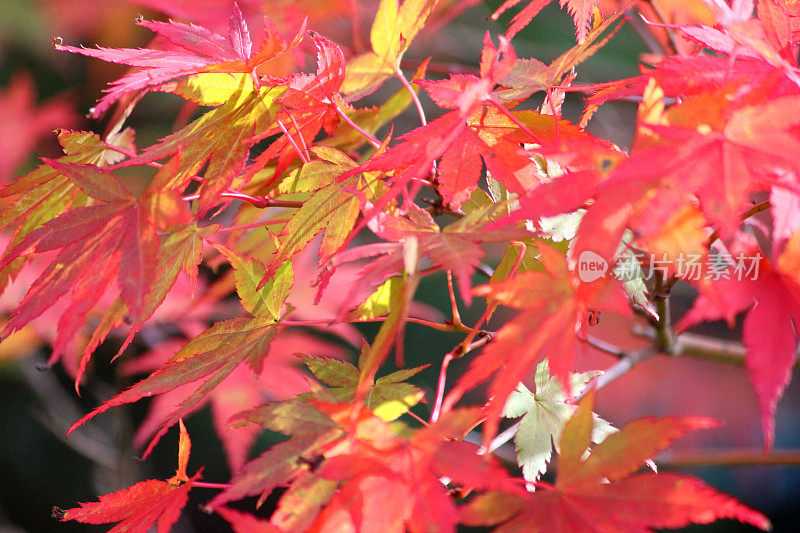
xmin=677 ymin=234 xmax=800 ymax=449
xmin=445 ymin=241 xmax=629 ymax=447
xmin=54 ymin=420 xmax=202 ymax=533
xmin=491 ymin=0 xmax=609 ymax=41
xmin=330 ymin=201 xmax=528 ymax=308
xmin=55 ymin=2 xmax=304 ymax=118
xmin=244 ymin=33 xmax=347 ymax=183
xmin=309 ymin=406 xmax=520 ymax=532
xmin=0 ymin=160 xmax=162 ymax=367
xmin=124 ymin=330 xmax=350 ymax=472
xmin=461 ymin=392 xmax=771 ymax=532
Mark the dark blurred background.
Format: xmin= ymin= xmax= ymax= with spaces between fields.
xmin=0 ymin=1 xmax=798 ymax=531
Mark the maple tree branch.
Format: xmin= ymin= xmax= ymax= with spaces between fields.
xmin=581 ymin=335 xmax=628 ymax=358
xmin=657 ymin=448 xmax=800 ymax=467
xmin=650 ymin=274 xmax=677 ymax=354
xmin=634 ymin=326 xmax=800 ymax=369
xmin=706 ymin=200 xmax=771 ymax=248
xmin=582 ymin=346 xmax=659 ymax=396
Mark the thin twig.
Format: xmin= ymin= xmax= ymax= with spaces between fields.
xmin=489 ymin=100 xmax=544 ymax=144
xmin=578 ymin=346 xmax=658 ymax=399
xmin=276 ymin=118 xmax=310 ymax=164
xmin=581 ymin=335 xmax=628 ymax=358
xmin=334 ymin=104 xmax=382 ymax=148
xmin=396 ymin=67 xmax=427 ymax=126
xmin=431 ymin=352 xmax=454 ymax=424
xmin=706 ymin=200 xmax=771 ymax=248
xmin=192 ymin=481 xmax=232 ymax=489
xmin=446 ymin=271 xmax=463 ymax=329
xmin=215 ymin=219 xmax=290 ymax=233
xmin=182 ymin=193 xmax=303 ymax=209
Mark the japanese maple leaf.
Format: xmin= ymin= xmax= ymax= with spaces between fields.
xmin=502 ymin=359 xmax=615 ymax=483
xmin=0 ymin=160 xmax=161 ymax=367
xmin=676 ymin=0 xmax=800 ymax=85
xmin=358 ymin=35 xmax=553 ymax=208
xmin=113 ymin=76 xmax=285 ymax=215
xmin=0 ymin=73 xmax=77 ymax=184
xmin=581 ymin=54 xmax=786 ymax=125
xmin=626 ymin=82 xmax=800 ymax=238
xmin=125 ymin=330 xmax=350 ymax=472
xmin=566 ymin=77 xmax=800 ymax=270
xmin=0 ymin=129 xmax=135 ymax=288
xmin=66 ymin=258 xmax=294 ymax=457
xmin=677 ymin=234 xmax=800 ymax=449
xmin=445 ymin=241 xmax=629 ymax=447
xmin=461 ymin=393 xmax=771 ymax=532
xmin=331 ymin=200 xmax=529 ymax=308
xmin=493 ymin=6 xmax=629 ymax=105
xmin=245 ymin=34 xmax=348 ymax=193
xmin=309 ymin=407 xmax=521 ymax=533
xmin=208 ymin=400 xmax=346 ymax=510
xmin=54 ymin=419 xmax=202 ymax=533
xmin=491 ymin=0 xmax=606 ymax=41
xmin=55 ymin=2 xmax=304 ymax=118
xmin=340 ymin=0 xmax=438 ymax=99
xmin=300 ymin=352 xmax=427 ymax=421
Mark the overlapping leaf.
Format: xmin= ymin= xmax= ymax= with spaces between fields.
xmin=0 ymin=160 xmax=161 ymax=366
xmin=462 ymin=393 xmax=771 ymax=532
xmin=502 ymin=359 xmax=615 ymax=483
xmin=54 ymin=3 xmax=304 ymax=117
xmin=66 ymin=258 xmax=294 ymax=456
xmin=446 ymin=241 xmax=629 ymax=447
xmin=341 ymin=0 xmax=437 ymax=99
xmin=55 ymin=420 xmax=200 ymax=533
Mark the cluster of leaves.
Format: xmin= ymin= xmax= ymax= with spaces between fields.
xmin=1 ymin=0 xmax=798 ymax=530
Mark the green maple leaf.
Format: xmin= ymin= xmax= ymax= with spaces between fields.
xmin=301 ymin=351 xmax=428 ymax=422
xmin=502 ymin=359 xmax=616 ymax=483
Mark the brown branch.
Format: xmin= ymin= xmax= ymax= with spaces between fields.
xmin=706 ymin=200 xmax=771 ymax=248
xmin=634 ymin=325 xmax=800 ymax=369
xmin=658 ymin=448 xmax=800 ymax=468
